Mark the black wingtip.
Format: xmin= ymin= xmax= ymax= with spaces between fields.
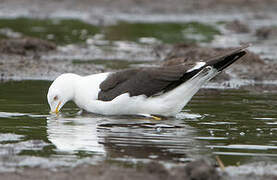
xmin=207 ymin=44 xmax=249 ymax=71
xmin=213 ymin=50 xmax=246 ymax=71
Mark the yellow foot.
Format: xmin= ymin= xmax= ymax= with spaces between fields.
xmin=151 ymin=115 xmax=162 ymax=121
xmin=140 ymin=114 xmax=162 ymax=120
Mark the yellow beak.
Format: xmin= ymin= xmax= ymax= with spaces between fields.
xmin=55 ymin=101 xmax=62 ymax=114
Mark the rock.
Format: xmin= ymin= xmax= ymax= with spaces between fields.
xmin=184 ymin=159 xmax=220 ymax=180
xmin=255 ymin=27 xmax=277 ymax=39
xmin=172 ymin=159 xmax=220 ymax=180
xmin=225 ymin=20 xmax=250 ymax=33
xmin=144 ymin=162 xmax=170 ymax=179
xmin=164 ymin=43 xmax=214 ymax=61
xmin=0 ymin=37 xmax=56 ymax=55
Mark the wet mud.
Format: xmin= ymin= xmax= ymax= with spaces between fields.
xmin=1 ymin=160 xmax=276 ymax=180
xmin=0 ymin=37 xmax=56 ymax=55
xmin=162 ymin=44 xmax=277 ymax=82
xmin=0 ymin=160 xmax=220 ymax=180
xmin=1 ymin=41 xmax=276 ymax=92
xmin=256 ymin=27 xmax=277 ymax=40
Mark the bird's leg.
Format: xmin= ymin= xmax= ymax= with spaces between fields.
xmin=140 ymin=114 xmax=162 ymax=120
xmin=151 ymin=115 xmax=162 ymax=121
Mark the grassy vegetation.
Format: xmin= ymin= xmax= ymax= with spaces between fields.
xmin=104 ymin=22 xmax=220 ymax=44
xmin=0 ymin=18 xmax=100 ymax=45
xmin=0 ymin=18 xmax=220 ymax=45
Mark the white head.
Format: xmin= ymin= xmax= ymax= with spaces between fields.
xmin=47 ymin=73 xmax=79 ymax=114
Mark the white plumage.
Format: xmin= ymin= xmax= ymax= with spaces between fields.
xmin=47 ymin=66 xmax=218 ymax=117
xmin=47 ymin=45 xmax=248 ymax=117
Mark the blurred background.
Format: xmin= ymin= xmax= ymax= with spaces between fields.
xmin=0 ymin=0 xmax=277 ymax=84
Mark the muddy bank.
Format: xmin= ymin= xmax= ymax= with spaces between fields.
xmin=1 ymin=38 xmax=276 ymax=92
xmin=0 ymin=37 xmax=56 ymax=55
xmin=0 ymin=54 xmax=105 ymax=81
xmin=0 ymin=160 xmax=219 ymax=180
xmin=161 ymin=44 xmax=277 ymax=82
xmin=1 ymin=160 xmax=276 ymax=180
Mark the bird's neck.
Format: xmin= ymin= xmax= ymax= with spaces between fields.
xmin=72 ymin=73 xmax=110 ymax=111
xmin=63 ymin=74 xmax=81 ymax=103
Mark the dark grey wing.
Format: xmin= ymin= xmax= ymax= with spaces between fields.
xmin=98 ymin=45 xmax=248 ymax=102
xmin=99 ymin=69 xmax=138 ymax=91
xmin=98 ymin=64 xmax=196 ymax=101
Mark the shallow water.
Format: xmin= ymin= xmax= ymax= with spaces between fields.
xmin=0 ymin=80 xmax=276 ymax=171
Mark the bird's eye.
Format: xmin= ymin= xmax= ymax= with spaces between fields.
xmin=53 ymin=96 xmax=58 ymax=101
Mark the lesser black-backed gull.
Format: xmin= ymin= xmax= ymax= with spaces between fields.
xmin=47 ymin=45 xmax=248 ymax=117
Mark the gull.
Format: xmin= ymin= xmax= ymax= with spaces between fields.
xmin=47 ymin=45 xmax=248 ymax=118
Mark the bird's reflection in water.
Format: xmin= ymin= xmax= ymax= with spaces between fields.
xmin=46 ymin=112 xmax=202 ymax=163
xmin=47 ymin=114 xmax=106 ymax=155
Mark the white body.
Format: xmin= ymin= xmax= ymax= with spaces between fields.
xmin=59 ymin=66 xmax=219 ymax=117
